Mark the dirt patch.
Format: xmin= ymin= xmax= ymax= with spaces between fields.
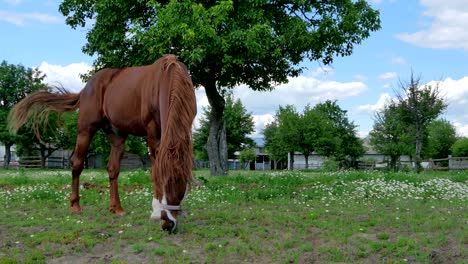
xmin=240 ymin=183 xmax=259 ymax=189
xmin=47 ymin=241 xmax=164 ymax=264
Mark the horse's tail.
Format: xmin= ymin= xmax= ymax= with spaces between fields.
xmin=154 ymin=55 xmax=197 ymax=198
xmin=8 ymin=87 xmax=80 ymax=141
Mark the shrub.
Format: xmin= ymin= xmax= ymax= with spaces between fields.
xmin=451 ymin=138 xmax=468 ymax=157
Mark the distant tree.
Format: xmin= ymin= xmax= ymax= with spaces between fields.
xmin=125 ymin=135 xmax=148 ymax=157
xmin=450 ymin=138 xmax=468 ymax=157
xmin=424 ymin=119 xmax=457 ymax=161
xmin=275 ymin=105 xmax=301 ymax=169
xmin=193 ymin=95 xmax=255 ymax=163
xmin=369 ymin=102 xmax=412 ymax=171
xmin=266 ymin=101 xmax=362 ymax=170
xmin=192 ymin=114 xmax=210 ymax=161
xmin=60 ymin=0 xmax=381 ymax=175
xmin=239 ymin=148 xmax=256 ymax=169
xmin=0 ymin=60 xmax=46 ymax=168
xmin=223 ymin=96 xmax=256 ymax=158
xmin=395 ymin=74 xmax=447 ymax=172
xmin=263 ymin=121 xmax=287 ymax=170
xmin=298 ymin=105 xmax=334 ymax=169
xmin=313 ymin=100 xmax=365 ymax=168
xmin=14 ymin=112 xmax=64 ymax=168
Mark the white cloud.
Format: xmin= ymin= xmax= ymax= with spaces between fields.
xmin=378 ymin=72 xmax=398 ymax=81
xmin=396 ymin=0 xmax=468 ymax=50
xmin=453 ymin=122 xmax=468 ymax=137
xmin=355 ymin=93 xmax=392 ymax=115
xmin=234 ymin=74 xmax=367 ymax=116
xmin=391 ymin=56 xmax=407 ymax=65
xmin=353 ymin=74 xmax=368 ymax=82
xmin=428 ymin=76 xmax=468 ymax=136
xmin=251 ymin=114 xmax=275 ymax=137
xmin=0 ymin=10 xmax=60 ymax=26
xmin=38 ymin=62 xmax=91 ymax=93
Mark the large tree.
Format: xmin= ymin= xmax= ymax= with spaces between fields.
xmin=313 ymin=100 xmax=365 ymax=168
xmin=193 ymin=95 xmax=255 ymax=169
xmin=59 ymin=0 xmax=381 ymax=175
xmin=0 ymin=61 xmax=46 ymax=168
xmin=396 ymin=74 xmax=447 ymax=172
xmin=369 ymin=101 xmax=412 ymax=171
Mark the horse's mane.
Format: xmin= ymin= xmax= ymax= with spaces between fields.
xmin=153 ymin=55 xmax=196 ymax=200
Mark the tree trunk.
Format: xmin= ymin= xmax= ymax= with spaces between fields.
xmin=3 ymin=142 xmax=12 ymax=169
xmin=304 ymin=153 xmax=309 ymax=169
xmin=414 ymin=125 xmax=423 ymax=173
xmin=390 ymin=155 xmax=398 ymax=172
xmin=206 ymin=117 xmax=228 ymax=175
xmin=288 ymin=151 xmax=295 ymax=170
xmin=203 ymin=77 xmax=228 ymax=176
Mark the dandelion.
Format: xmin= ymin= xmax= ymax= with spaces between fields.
xmin=118 ymin=230 xmax=124 ymax=234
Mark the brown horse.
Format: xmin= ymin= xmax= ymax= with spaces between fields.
xmin=8 ymin=54 xmax=197 ymax=232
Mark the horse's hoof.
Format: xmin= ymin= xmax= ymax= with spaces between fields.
xmin=110 ymin=208 xmax=125 ymax=216
xmin=70 ymin=206 xmax=82 ymax=214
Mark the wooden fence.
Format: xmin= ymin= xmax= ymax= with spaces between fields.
xmin=4 ymin=155 xmax=468 ymax=171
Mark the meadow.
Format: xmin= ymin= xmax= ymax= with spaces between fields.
xmin=0 ymin=169 xmax=466 ymax=263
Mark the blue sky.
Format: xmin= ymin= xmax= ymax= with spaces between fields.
xmin=2 ymin=0 xmax=468 ymax=138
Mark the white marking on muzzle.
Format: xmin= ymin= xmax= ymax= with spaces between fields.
xmin=150 ymin=195 xmax=178 ymax=232
xmin=150 ymin=184 xmax=189 ymax=231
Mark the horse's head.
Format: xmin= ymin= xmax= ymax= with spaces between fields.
xmin=150 ymin=184 xmax=189 ymax=233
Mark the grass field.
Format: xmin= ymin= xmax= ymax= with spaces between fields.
xmin=0 ymin=168 xmax=466 ymax=263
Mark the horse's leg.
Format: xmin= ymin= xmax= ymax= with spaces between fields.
xmin=107 ymin=133 xmax=127 ymax=215
xmin=70 ymin=129 xmax=96 ymax=213
xmin=147 ymin=122 xmax=163 ymax=219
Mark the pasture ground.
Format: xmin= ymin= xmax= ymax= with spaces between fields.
xmin=0 ymin=169 xmax=466 ymax=263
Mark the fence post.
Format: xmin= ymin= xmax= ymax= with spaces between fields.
xmin=448 ymin=155 xmax=452 ymax=170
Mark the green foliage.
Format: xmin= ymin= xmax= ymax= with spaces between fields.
xmin=0 ymin=61 xmax=47 ymax=166
xmin=239 ymin=148 xmax=256 ymax=165
xmin=275 ymin=105 xmax=301 ymax=154
xmin=369 ymin=101 xmax=412 ymax=171
xmin=313 ymin=100 xmax=365 ymax=166
xmin=451 ymin=138 xmax=468 ymax=157
xmin=264 ymin=100 xmax=363 ymax=169
xmin=396 ymin=74 xmax=448 ymax=172
xmin=193 ymin=95 xmax=255 ymax=160
xmin=263 ymin=121 xmax=287 ymax=167
xmin=59 ymin=0 xmax=381 ymax=89
xmin=424 ymin=119 xmax=457 ymax=159
xmin=322 ymin=157 xmax=340 ymax=172
xmin=125 ymin=135 xmax=148 ymax=157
